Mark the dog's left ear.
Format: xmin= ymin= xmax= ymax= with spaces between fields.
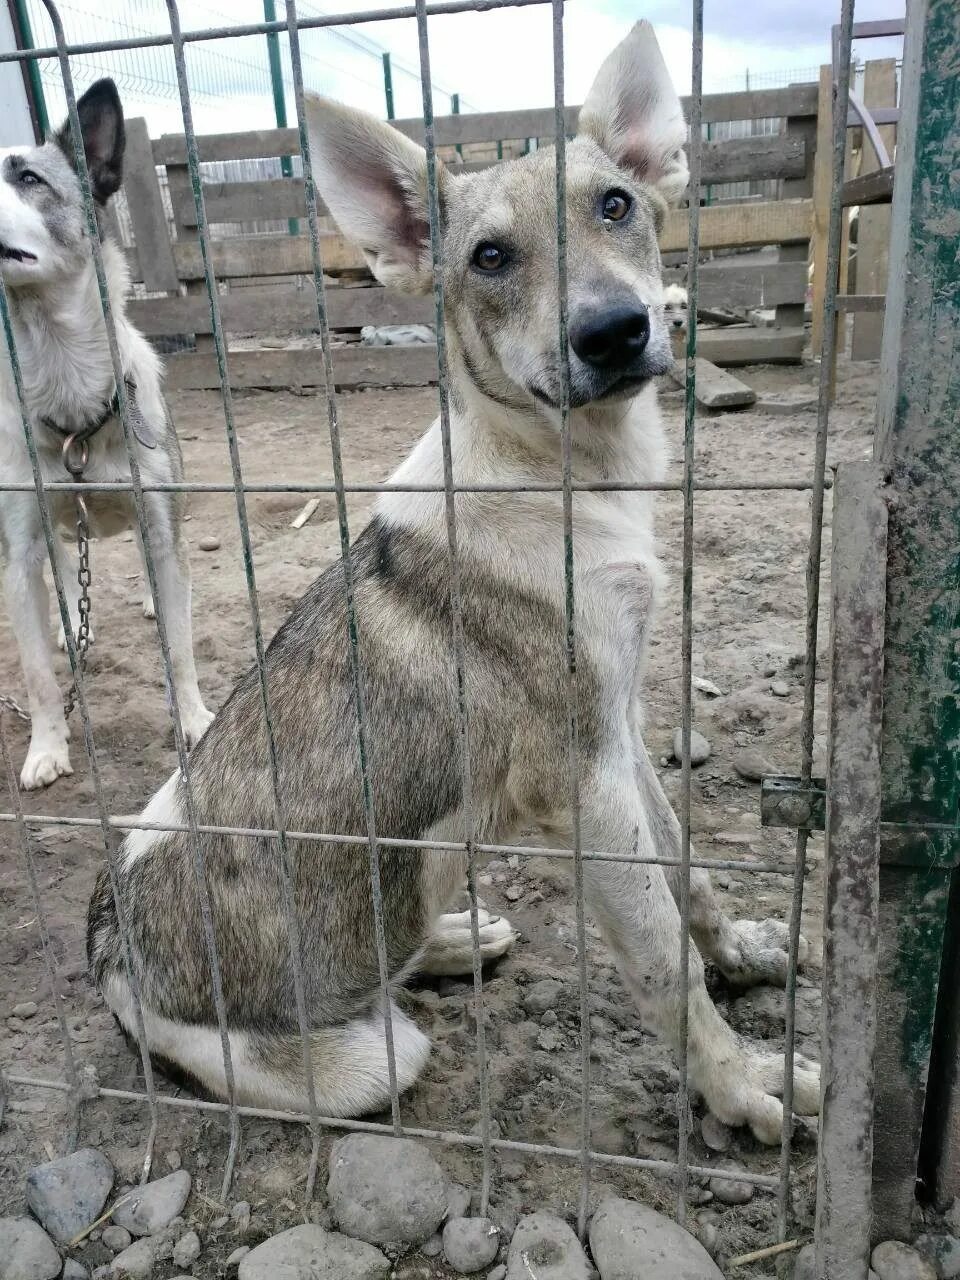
xmin=578 ymin=21 xmax=688 ymax=206
xmin=55 ymin=79 xmax=125 ymax=205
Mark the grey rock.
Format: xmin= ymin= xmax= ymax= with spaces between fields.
xmin=708 ymin=1166 xmax=754 ymax=1205
xmin=770 ymin=679 xmax=791 ymax=697
xmin=26 ymin=1147 xmax=115 ymax=1245
xmin=446 ymin=1185 xmax=472 ymax=1221
xmin=422 ymin=1233 xmax=443 ymax=1257
xmin=328 ymin=1134 xmax=446 ymax=1249
xmin=537 ymin=1028 xmax=561 ymax=1052
xmin=693 ymin=677 xmax=724 ymax=698
xmin=238 ymin=1225 xmax=389 ymax=1279
xmin=673 ymin=728 xmax=711 ymax=766
xmin=0 ymin=1218 xmax=62 ymax=1280
xmin=732 ymin=749 xmax=775 ymax=782
xmin=198 ymin=535 xmax=220 ymax=552
xmin=589 ymin=1196 xmax=723 ymax=1279
xmin=102 ymin=1226 xmax=133 ymax=1252
xmin=700 ymin=1113 xmax=731 ymax=1153
xmin=507 ymin=1212 xmax=589 ymax=1279
xmin=225 ymin=1246 xmax=250 ymax=1268
xmin=172 ymin=1230 xmax=201 ymax=1268
xmin=871 ymin=1241 xmax=937 ymax=1280
xmin=109 ymin=1236 xmax=159 ymax=1279
xmin=443 ymin=1218 xmax=500 ymax=1274
xmin=915 ymin=1232 xmax=960 ymax=1279
xmin=11 ymin=1001 xmax=38 ymax=1017
xmin=112 ymin=1171 xmax=191 ymax=1237
xmin=63 ymin=1262 xmax=90 ymax=1280
xmin=488 ymin=1268 xmax=507 ymax=1280
xmin=523 ymin=980 xmax=562 ymax=1016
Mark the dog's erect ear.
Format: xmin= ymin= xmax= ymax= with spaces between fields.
xmin=578 ymin=21 xmax=688 ymax=206
xmin=304 ymin=95 xmax=440 ymax=294
xmin=55 ymin=78 xmax=125 ymax=205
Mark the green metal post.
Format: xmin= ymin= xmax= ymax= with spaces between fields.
xmin=263 ymin=0 xmax=297 ymax=235
xmin=451 ymin=92 xmax=462 ymax=159
xmin=870 ymin=0 xmax=960 ymax=1238
xmin=382 ymin=52 xmax=395 ymax=120
xmin=11 ymin=0 xmax=49 ymax=139
xmin=497 ymin=140 xmax=503 ymax=161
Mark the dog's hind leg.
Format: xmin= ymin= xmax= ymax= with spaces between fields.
xmin=418 ymin=908 xmax=518 ymax=976
xmin=633 ymin=738 xmax=808 ymax=987
xmin=133 ymin=524 xmax=155 ymax=619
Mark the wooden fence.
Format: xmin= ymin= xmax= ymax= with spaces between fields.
xmin=120 ymin=83 xmax=826 ymax=390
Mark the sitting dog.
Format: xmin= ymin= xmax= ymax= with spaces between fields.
xmin=663 ymin=282 xmax=689 ymax=331
xmin=88 ymin=24 xmax=818 ymax=1142
xmin=0 ymin=79 xmax=213 ymax=789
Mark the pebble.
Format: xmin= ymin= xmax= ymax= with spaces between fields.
xmin=112 ymin=1170 xmax=191 ymax=1237
xmin=488 ymin=1268 xmax=507 ymax=1280
xmin=63 ymin=1262 xmax=90 ymax=1280
xmin=871 ymin=1241 xmax=937 ymax=1280
xmin=506 ymin=1212 xmax=589 ymax=1279
xmin=700 ymin=1112 xmax=732 ymax=1153
xmin=225 ymin=1246 xmax=251 ymax=1268
xmin=109 ymin=1236 xmax=159 ymax=1279
xmin=523 ymin=979 xmax=562 ymax=1016
xmin=11 ymin=1001 xmax=38 ymax=1018
xmin=0 ymin=1217 xmax=62 ymax=1280
xmin=708 ymin=1165 xmax=754 ymax=1205
xmin=505 ymin=885 xmax=522 ymax=902
xmin=770 ymin=679 xmax=791 ymax=697
xmin=238 ymin=1225 xmax=389 ymax=1279
xmin=25 ymin=1147 xmax=115 ymax=1245
xmin=732 ymin=748 xmax=775 ymax=782
xmin=198 ymin=535 xmax=220 ymax=552
xmin=422 ymin=1233 xmax=443 ymax=1257
xmin=102 ymin=1225 xmax=133 ymax=1252
xmin=693 ymin=677 xmax=724 ymax=697
xmin=672 ymin=728 xmax=711 ymax=766
xmin=172 ymin=1229 xmax=201 ymax=1268
xmin=537 ymin=1028 xmax=561 ymax=1052
xmin=443 ymin=1217 xmax=500 ymax=1274
xmin=446 ymin=1185 xmax=472 ymax=1221
xmin=589 ymin=1197 xmax=723 ymax=1279
xmin=915 ymin=1232 xmax=960 ymax=1278
xmin=328 ymin=1134 xmax=447 ymax=1249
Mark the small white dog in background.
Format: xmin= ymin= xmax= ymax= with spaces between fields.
xmin=662 ymin=282 xmax=689 ymax=332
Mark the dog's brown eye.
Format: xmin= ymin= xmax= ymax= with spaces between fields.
xmin=473 ymin=242 xmax=506 ymax=272
xmin=602 ymin=190 xmax=631 ymax=221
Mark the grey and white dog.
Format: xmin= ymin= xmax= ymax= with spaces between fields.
xmin=89 ymin=25 xmax=819 ymax=1142
xmin=0 ymin=80 xmax=212 ymax=789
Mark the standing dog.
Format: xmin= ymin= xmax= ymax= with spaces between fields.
xmin=0 ymin=80 xmax=213 ymax=789
xmin=89 ymin=24 xmax=818 ymax=1142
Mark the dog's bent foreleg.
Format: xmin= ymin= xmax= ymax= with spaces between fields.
xmin=418 ymin=908 xmax=518 ymax=976
xmin=141 ymin=496 xmax=212 ymax=747
xmin=632 ymin=739 xmax=808 ymax=986
xmin=573 ymin=765 xmax=818 ymax=1143
xmin=2 ymin=520 xmax=72 ymax=788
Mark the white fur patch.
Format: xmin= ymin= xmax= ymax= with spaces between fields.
xmin=121 ymin=770 xmax=181 ymax=869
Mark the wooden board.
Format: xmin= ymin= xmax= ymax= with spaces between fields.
xmin=851 ymin=59 xmax=896 ymax=360
xmin=810 ymin=64 xmax=834 ymax=356
xmin=669 ymin=357 xmax=757 ymax=408
xmin=130 ymin=284 xmax=434 ymax=336
xmin=694 ymin=326 xmax=805 ymax=365
xmin=122 ymin=117 xmax=179 ymax=294
xmin=663 ymin=259 xmax=808 ymax=311
xmin=174 ymin=177 xmax=323 ymax=227
xmin=840 ymin=166 xmax=894 ymax=207
xmin=165 ymin=344 xmax=439 ymax=391
xmin=660 ymin=200 xmax=811 ymax=253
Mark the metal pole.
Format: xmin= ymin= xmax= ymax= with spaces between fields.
xmin=871 ymin=0 xmax=960 ymax=1239
xmin=10 ymin=0 xmax=48 ymax=137
xmin=263 ymin=0 xmax=297 ymax=234
xmin=451 ymin=89 xmax=462 ymax=157
xmin=382 ymin=51 xmax=394 ymax=118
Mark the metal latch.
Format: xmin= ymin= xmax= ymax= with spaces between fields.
xmin=760 ymin=775 xmax=827 ymax=832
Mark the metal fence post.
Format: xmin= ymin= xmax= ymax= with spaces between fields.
xmin=871 ymin=0 xmax=960 ymax=1239
xmin=382 ymin=51 xmax=394 ymax=119
xmin=9 ymin=0 xmax=49 ymax=138
xmin=263 ymin=0 xmax=297 ymax=235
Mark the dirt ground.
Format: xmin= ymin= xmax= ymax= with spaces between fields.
xmin=0 ymin=356 xmax=879 ymax=1276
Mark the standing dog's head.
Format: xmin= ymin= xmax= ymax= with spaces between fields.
xmin=0 ymin=79 xmax=125 ymax=289
xmin=306 ymin=22 xmax=687 ymax=414
xmin=662 ymin=283 xmax=688 ymax=331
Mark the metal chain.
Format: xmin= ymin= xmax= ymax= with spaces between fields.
xmin=0 ymin=433 xmax=93 ymax=728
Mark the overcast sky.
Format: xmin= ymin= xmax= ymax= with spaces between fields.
xmin=20 ymin=0 xmax=904 ymax=136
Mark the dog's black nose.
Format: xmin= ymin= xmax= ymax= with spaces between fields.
xmin=570 ymin=303 xmax=650 ymax=368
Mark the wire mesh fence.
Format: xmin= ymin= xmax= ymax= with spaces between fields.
xmin=0 ymin=0 xmax=859 ymax=1249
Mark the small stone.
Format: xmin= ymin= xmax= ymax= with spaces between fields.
xmin=732 ymin=749 xmax=775 ymax=782
xmin=537 ymin=1028 xmax=560 ymax=1052
xmin=443 ymin=1218 xmax=500 ymax=1274
xmin=695 ymin=1221 xmax=718 ymax=1255
xmin=915 ymin=1232 xmax=960 ymax=1278
xmin=507 ymin=1213 xmax=588 ymax=1278
xmin=231 ymin=1201 xmax=251 ymax=1235
xmin=63 ymin=1262 xmax=90 ymax=1280
xmin=102 ymin=1225 xmax=133 ymax=1252
xmin=673 ymin=728 xmax=711 ymax=766
xmin=422 ymin=1233 xmax=443 ymax=1257
xmin=172 ymin=1230 xmax=201 ymax=1268
xmin=504 ymin=886 xmax=522 ymax=902
xmin=165 ymin=1152 xmax=181 ymax=1172
xmin=523 ymin=980 xmax=562 ymax=1016
xmin=871 ymin=1240 xmax=938 ymax=1280
xmin=225 ymin=1246 xmax=250 ymax=1268
xmin=239 ymin=1225 xmax=389 ymax=1279
xmin=11 ymin=1001 xmax=38 ymax=1018
xmin=700 ymin=1113 xmax=731 ymax=1153
xmin=0 ymin=1218 xmax=62 ymax=1280
xmin=328 ymin=1135 xmax=447 ymax=1249
xmin=708 ymin=1166 xmax=754 ymax=1205
xmin=112 ymin=1170 xmax=191 ymax=1237
xmin=589 ymin=1197 xmax=722 ymax=1279
xmin=770 ymin=680 xmax=791 ymax=697
xmin=198 ymin=536 xmax=220 ymax=552
xmin=109 ymin=1236 xmax=159 ymax=1279
xmin=25 ymin=1147 xmax=115 ymax=1244
xmin=488 ymin=1268 xmax=507 ymax=1280
xmin=693 ymin=677 xmax=724 ymax=698
xmin=447 ymin=1185 xmax=472 ymax=1221
xmin=541 ymin=1010 xmax=558 ymax=1027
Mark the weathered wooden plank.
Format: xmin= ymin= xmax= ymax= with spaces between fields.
xmin=694 ymin=326 xmax=805 ymax=365
xmin=174 ymin=177 xmax=327 ymax=227
xmin=123 ymin=117 xmax=179 ymax=293
xmin=811 ymin=65 xmax=834 ymax=356
xmin=852 ymin=60 xmax=896 ymax=360
xmin=131 ymin=284 xmax=434 ymax=335
xmin=662 ymin=260 xmax=808 ymax=311
xmin=669 ymin=356 xmax=757 ymax=408
xmin=840 ymin=166 xmax=895 ymax=207
xmin=661 ymin=200 xmax=811 ymax=253
xmin=836 ymin=294 xmax=885 ymax=311
xmin=152 ymin=85 xmax=819 ymax=166
xmin=164 ymin=344 xmax=439 ymax=391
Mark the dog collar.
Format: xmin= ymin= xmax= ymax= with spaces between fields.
xmin=41 ymin=377 xmax=157 ymax=451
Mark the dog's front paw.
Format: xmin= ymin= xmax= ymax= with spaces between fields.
xmin=181 ymin=703 xmax=215 ymax=749
xmin=21 ymin=739 xmax=73 ymax=790
xmin=702 ymin=1047 xmax=820 ymax=1145
xmin=57 ymin=620 xmax=94 ymax=652
xmin=716 ymin=918 xmax=809 ymax=989
xmin=142 ymin=593 xmax=156 ymax=620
